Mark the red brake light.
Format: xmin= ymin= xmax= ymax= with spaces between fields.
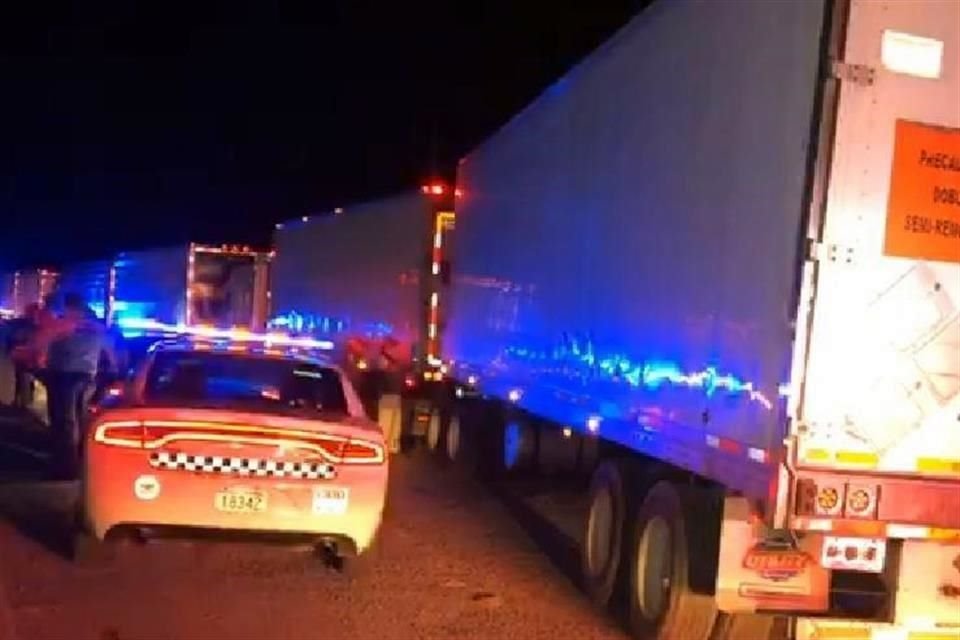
xmin=94 ymin=420 xmax=386 ymax=464
xmin=342 ymin=439 xmax=384 ymax=462
xmin=312 ymin=437 xmax=385 ymax=464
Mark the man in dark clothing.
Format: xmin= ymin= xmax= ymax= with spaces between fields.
xmin=45 ymin=294 xmax=117 ymax=478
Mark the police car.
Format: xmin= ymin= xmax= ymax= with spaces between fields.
xmin=77 ymin=328 xmax=388 ymax=569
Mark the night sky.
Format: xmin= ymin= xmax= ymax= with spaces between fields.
xmin=1 ymin=0 xmax=644 ymax=270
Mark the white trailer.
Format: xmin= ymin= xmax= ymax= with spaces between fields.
xmin=0 ymin=269 xmax=59 ymax=316
xmin=112 ymin=243 xmax=271 ymax=331
xmin=270 ymin=191 xmax=451 ymax=376
xmin=434 ymin=1 xmax=960 ymax=638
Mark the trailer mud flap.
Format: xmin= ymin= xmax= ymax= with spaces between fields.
xmin=716 ymin=497 xmax=829 ymax=614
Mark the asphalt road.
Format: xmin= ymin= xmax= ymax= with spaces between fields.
xmin=0 ymin=411 xmax=627 ymax=640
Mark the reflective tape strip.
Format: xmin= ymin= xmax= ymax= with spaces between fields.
xmin=706 ymin=434 xmax=770 ymax=464
xmin=801 ymin=450 xmax=960 ymax=475
xmin=915 ymin=457 xmax=960 ymax=475
xmin=808 ymin=626 xmax=872 ymax=639
xmin=796 ymin=517 xmax=834 ymax=531
xmin=837 ymin=520 xmax=886 ymax=538
xmin=835 ymin=451 xmax=879 ymax=467
xmin=794 ymin=519 xmax=960 ymax=541
xmin=801 ymin=449 xmax=879 ymax=468
xmin=885 ymin=523 xmax=930 ymax=539
xmin=927 ymin=528 xmax=960 ymax=542
xmin=149 ymin=452 xmax=336 ymax=480
xmin=801 ymin=621 xmax=960 ymax=640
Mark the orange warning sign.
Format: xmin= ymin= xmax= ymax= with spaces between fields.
xmin=884 ymin=119 xmax=960 ymax=264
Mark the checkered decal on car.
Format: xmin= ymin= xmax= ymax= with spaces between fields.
xmin=148 ymin=451 xmax=336 ymax=480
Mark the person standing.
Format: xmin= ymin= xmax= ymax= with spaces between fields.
xmin=6 ymin=304 xmax=41 ymax=409
xmin=44 ymin=294 xmax=116 ymax=478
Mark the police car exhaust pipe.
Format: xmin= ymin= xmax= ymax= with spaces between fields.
xmin=317 ymin=539 xmax=345 ymax=571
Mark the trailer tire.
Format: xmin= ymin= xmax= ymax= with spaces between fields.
xmin=627 ymin=481 xmax=717 ymax=640
xmin=581 ymin=460 xmax=629 ymax=609
xmin=426 ymin=409 xmax=444 ymax=454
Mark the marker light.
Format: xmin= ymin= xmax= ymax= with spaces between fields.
xmin=508 ymin=388 xmax=522 ymax=403
xmin=586 ymin=416 xmax=601 ymax=433
xmin=422 ymin=183 xmax=446 ymax=195
xmin=467 ymin=375 xmax=478 ymax=386
xmin=115 ymin=318 xmax=334 ymax=350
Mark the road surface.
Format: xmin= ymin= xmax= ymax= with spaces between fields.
xmin=0 ymin=410 xmax=627 ymax=640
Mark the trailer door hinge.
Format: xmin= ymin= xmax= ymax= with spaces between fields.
xmin=830 ymin=59 xmax=875 ymax=86
xmin=806 ymin=240 xmax=855 ymax=265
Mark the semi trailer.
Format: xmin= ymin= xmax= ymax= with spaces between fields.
xmin=270 ymin=190 xmax=455 ymax=421
xmin=111 ymin=243 xmax=272 ymax=331
xmin=428 ymin=0 xmax=960 ymax=639
xmin=54 ymin=259 xmax=114 ymax=319
xmin=0 ymin=269 xmax=59 ymax=316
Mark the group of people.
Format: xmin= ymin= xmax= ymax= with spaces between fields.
xmin=3 ymin=293 xmax=122 ymax=478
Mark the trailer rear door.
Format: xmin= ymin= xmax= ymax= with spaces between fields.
xmin=796 ymin=0 xmax=960 ymax=480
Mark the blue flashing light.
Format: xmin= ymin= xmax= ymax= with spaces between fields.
xmin=116 ymin=317 xmax=334 ymax=351
xmin=269 ymin=310 xmax=396 ymax=340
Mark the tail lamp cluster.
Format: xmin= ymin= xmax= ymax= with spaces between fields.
xmin=796 ymin=479 xmax=879 ymax=519
xmin=92 ymin=420 xmax=385 ymax=465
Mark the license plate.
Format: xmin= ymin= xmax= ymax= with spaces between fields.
xmin=215 ymin=489 xmax=267 ymax=513
xmin=313 ymin=487 xmax=349 ymax=515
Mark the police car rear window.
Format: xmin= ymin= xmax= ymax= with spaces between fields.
xmin=144 ymin=351 xmax=348 ymax=415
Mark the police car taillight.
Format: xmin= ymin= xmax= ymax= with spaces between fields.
xmin=93 ymin=421 xmax=144 ymax=448
xmin=95 ymin=419 xmax=386 ymax=464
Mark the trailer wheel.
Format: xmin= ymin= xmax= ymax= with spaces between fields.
xmin=426 ymin=409 xmax=444 ymax=454
xmin=445 ymin=414 xmax=463 ymax=462
xmin=581 ymin=460 xmax=628 ymax=608
xmin=627 ymin=481 xmax=717 ymax=640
